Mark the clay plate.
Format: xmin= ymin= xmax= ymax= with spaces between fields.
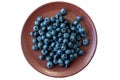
xmin=21 ymin=2 xmax=97 ymax=77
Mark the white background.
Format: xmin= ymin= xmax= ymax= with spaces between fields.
xmin=0 ymin=0 xmax=120 ymax=80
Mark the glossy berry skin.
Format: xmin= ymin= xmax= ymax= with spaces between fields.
xmin=58 ymin=38 xmax=63 ymax=43
xmin=73 ymin=20 xmax=79 ymax=26
xmin=59 ymin=16 xmax=64 ymax=22
xmin=76 ymin=24 xmax=82 ymax=29
xmin=76 ymin=16 xmax=82 ymax=21
xmin=46 ymin=32 xmax=51 ymax=38
xmin=46 ymin=56 xmax=52 ymax=61
xmin=74 ymin=53 xmax=78 ymax=58
xmin=32 ymin=38 xmax=37 ymax=44
xmin=57 ymin=49 xmax=62 ymax=55
xmin=60 ymin=8 xmax=67 ymax=15
xmin=70 ymin=35 xmax=76 ymax=41
xmin=63 ymin=33 xmax=69 ymax=39
xmin=68 ymin=42 xmax=73 ymax=48
xmin=32 ymin=45 xmax=38 ymax=51
xmin=37 ymin=16 xmax=43 ymax=22
xmin=61 ymin=45 xmax=66 ymax=51
xmin=51 ymin=30 xmax=56 ymax=36
xmin=65 ymin=49 xmax=71 ymax=54
xmin=50 ymin=16 xmax=56 ymax=23
xmin=33 ymin=26 xmax=39 ymax=31
xmin=49 ymin=52 xmax=54 ymax=57
xmin=38 ymin=30 xmax=44 ymax=36
xmin=39 ymin=55 xmax=45 ymax=60
xmin=44 ymin=38 xmax=50 ymax=45
xmin=69 ymin=54 xmax=74 ymax=61
xmin=61 ymin=54 xmax=68 ymax=60
xmin=34 ymin=21 xmax=39 ymax=26
xmin=82 ymin=38 xmax=89 ymax=45
xmin=37 ymin=36 xmax=42 ymax=41
xmin=33 ymin=32 xmax=39 ymax=37
xmin=80 ymin=31 xmax=87 ymax=38
xmin=46 ymin=61 xmax=54 ymax=69
xmin=37 ymin=42 xmax=43 ymax=49
xmin=61 ymin=28 xmax=67 ymax=33
xmin=53 ymin=59 xmax=58 ymax=64
xmin=56 ymin=13 xmax=62 ymax=19
xmin=29 ymin=32 xmax=34 ymax=37
xmin=60 ymin=23 xmax=66 ymax=28
xmin=41 ymin=50 xmax=48 ymax=55
xmin=63 ymin=39 xmax=68 ymax=44
xmin=43 ymin=45 xmax=48 ymax=50
xmin=50 ymin=42 xmax=55 ymax=48
xmin=78 ymin=50 xmax=84 ymax=56
xmin=65 ymin=60 xmax=70 ymax=65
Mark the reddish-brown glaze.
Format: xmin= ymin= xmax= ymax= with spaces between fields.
xmin=21 ymin=2 xmax=97 ymax=77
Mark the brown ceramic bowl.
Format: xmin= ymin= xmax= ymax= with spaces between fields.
xmin=21 ymin=2 xmax=97 ymax=77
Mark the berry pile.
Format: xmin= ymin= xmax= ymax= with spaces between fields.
xmin=29 ymin=8 xmax=89 ymax=68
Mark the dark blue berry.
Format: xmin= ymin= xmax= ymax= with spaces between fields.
xmin=68 ymin=42 xmax=73 ymax=48
xmin=60 ymin=8 xmax=67 ymax=15
xmin=46 ymin=32 xmax=51 ymax=38
xmin=76 ymin=16 xmax=82 ymax=21
xmin=58 ymin=37 xmax=63 ymax=43
xmin=39 ymin=55 xmax=45 ymax=60
xmin=56 ymin=28 xmax=61 ymax=32
xmin=37 ymin=42 xmax=43 ymax=49
xmin=61 ymin=54 xmax=68 ymax=60
xmin=60 ymin=23 xmax=66 ymax=28
xmin=32 ymin=44 xmax=38 ymax=51
xmin=61 ymin=28 xmax=67 ymax=33
xmin=34 ymin=21 xmax=39 ymax=26
xmin=53 ymin=59 xmax=58 ymax=64
xmin=73 ymin=20 xmax=79 ymax=26
xmin=43 ymin=45 xmax=48 ymax=50
xmin=65 ymin=49 xmax=71 ymax=54
xmin=37 ymin=36 xmax=42 ymax=41
xmin=76 ymin=24 xmax=82 ymax=29
xmin=78 ymin=50 xmax=84 ymax=56
xmin=33 ymin=26 xmax=39 ymax=31
xmin=37 ymin=16 xmax=43 ymax=22
xmin=49 ymin=52 xmax=55 ymax=57
xmin=50 ymin=16 xmax=56 ymax=23
xmin=44 ymin=38 xmax=50 ymax=44
xmin=63 ymin=39 xmax=68 ymax=44
xmin=56 ymin=13 xmax=62 ymax=19
xmin=57 ymin=49 xmax=62 ymax=55
xmin=74 ymin=53 xmax=78 ymax=58
xmin=63 ymin=33 xmax=69 ymax=39
xmin=46 ymin=61 xmax=54 ymax=68
xmin=38 ymin=30 xmax=44 ymax=35
xmin=32 ymin=38 xmax=37 ymax=44
xmin=82 ymin=38 xmax=89 ymax=45
xmin=46 ymin=56 xmax=52 ymax=61
xmin=30 ymin=32 xmax=34 ymax=37
xmin=41 ymin=50 xmax=48 ymax=55
xmin=80 ymin=31 xmax=87 ymax=38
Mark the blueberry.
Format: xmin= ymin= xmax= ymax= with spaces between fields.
xmin=78 ymin=50 xmax=84 ymax=56
xmin=33 ymin=26 xmax=39 ymax=31
xmin=80 ymin=31 xmax=87 ymax=38
xmin=32 ymin=38 xmax=37 ymax=44
xmin=68 ymin=42 xmax=73 ymax=48
xmin=78 ymin=27 xmax=85 ymax=33
xmin=46 ymin=56 xmax=52 ymax=61
xmin=76 ymin=42 xmax=81 ymax=47
xmin=82 ymin=38 xmax=89 ymax=45
xmin=32 ymin=44 xmax=38 ymax=51
xmin=53 ymin=54 xmax=59 ymax=59
xmin=58 ymin=59 xmax=63 ymax=64
xmin=46 ymin=32 xmax=51 ymax=38
xmin=37 ymin=16 xmax=43 ymax=22
xmin=59 ymin=16 xmax=64 ymax=22
xmin=49 ymin=52 xmax=55 ymax=57
xmin=34 ymin=21 xmax=39 ymax=26
xmin=50 ymin=16 xmax=56 ymax=23
xmin=46 ymin=61 xmax=54 ymax=68
xmin=37 ymin=42 xmax=43 ymax=49
xmin=75 ymin=48 xmax=80 ymax=53
xmin=53 ymin=59 xmax=58 ymax=64
xmin=71 ymin=49 xmax=75 ymax=54
xmin=61 ymin=45 xmax=66 ymax=51
xmin=76 ymin=16 xmax=82 ymax=21
xmin=40 ymin=23 xmax=44 ymax=27
xmin=53 ymin=36 xmax=57 ymax=41
xmin=51 ymin=30 xmax=56 ymax=36
xmin=63 ymin=33 xmax=69 ymax=39
xmin=70 ymin=35 xmax=76 ymax=41
xmin=44 ymin=38 xmax=50 ymax=44
xmin=65 ymin=60 xmax=70 ymax=65
xmin=69 ymin=54 xmax=74 ymax=61
xmin=77 ymin=35 xmax=81 ymax=41
xmin=39 ymin=55 xmax=45 ymax=60
xmin=48 ymin=46 xmax=52 ymax=51
xmin=63 ymin=39 xmax=68 ymax=44
xmin=61 ymin=28 xmax=67 ymax=33
xmin=33 ymin=32 xmax=39 ymax=37
xmin=56 ymin=28 xmax=61 ymax=32
xmin=30 ymin=32 xmax=34 ymax=37
xmin=70 ymin=26 xmax=76 ymax=31
xmin=50 ymin=42 xmax=55 ymax=48
xmin=37 ymin=36 xmax=42 ymax=41
xmin=65 ymin=49 xmax=71 ymax=54
xmin=57 ymin=49 xmax=62 ymax=55
xmin=65 ymin=64 xmax=70 ymax=68
xmin=60 ymin=23 xmax=66 ymax=28
xmin=47 ymin=26 xmax=52 ymax=31
xmin=58 ymin=37 xmax=63 ymax=43
xmin=57 ymin=32 xmax=62 ymax=37
xmin=43 ymin=45 xmax=48 ymax=50
xmin=76 ymin=24 xmax=82 ymax=29
xmin=41 ymin=26 xmax=46 ymax=31
xmin=43 ymin=21 xmax=48 ymax=26
xmin=60 ymin=8 xmax=67 ymax=15
xmin=56 ymin=13 xmax=62 ymax=19
xmin=44 ymin=17 xmax=50 ymax=23
xmin=38 ymin=30 xmax=44 ymax=35
xmin=61 ymin=54 xmax=68 ymax=60
xmin=41 ymin=50 xmax=48 ymax=55
xmin=41 ymin=35 xmax=45 ymax=40
xmin=55 ymin=43 xmax=61 ymax=49
xmin=73 ymin=20 xmax=79 ymax=26
xmin=74 ymin=53 xmax=78 ymax=58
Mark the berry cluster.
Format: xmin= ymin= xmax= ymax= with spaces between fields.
xmin=29 ymin=8 xmax=89 ymax=68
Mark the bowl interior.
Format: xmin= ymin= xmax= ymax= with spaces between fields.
xmin=21 ymin=2 xmax=97 ymax=77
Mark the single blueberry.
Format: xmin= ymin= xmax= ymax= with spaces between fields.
xmin=71 ymin=49 xmax=75 ymax=54
xmin=44 ymin=17 xmax=50 ymax=23
xmin=50 ymin=16 xmax=56 ymax=23
xmin=58 ymin=37 xmax=63 ymax=43
xmin=68 ymin=42 xmax=73 ymax=48
xmin=43 ymin=45 xmax=48 ymax=50
xmin=56 ymin=28 xmax=61 ymax=32
xmin=63 ymin=39 xmax=68 ymax=44
xmin=32 ymin=38 xmax=37 ymax=44
xmin=53 ymin=59 xmax=58 ymax=64
xmin=59 ymin=16 xmax=64 ymax=22
xmin=70 ymin=35 xmax=76 ymax=41
xmin=46 ymin=56 xmax=52 ymax=61
xmin=49 ymin=52 xmax=55 ymax=57
xmin=56 ymin=13 xmax=62 ymax=19
xmin=69 ymin=54 xmax=74 ymax=61
xmin=70 ymin=26 xmax=76 ymax=31
xmin=55 ymin=43 xmax=61 ymax=49
xmin=41 ymin=50 xmax=48 ymax=55
xmin=46 ymin=61 xmax=54 ymax=68
xmin=58 ymin=59 xmax=63 ymax=64
xmin=75 ymin=48 xmax=80 ymax=53
xmin=38 ymin=30 xmax=44 ymax=35
xmin=41 ymin=35 xmax=45 ymax=40
xmin=33 ymin=26 xmax=39 ymax=31
xmin=34 ymin=21 xmax=39 ymax=26
xmin=39 ymin=55 xmax=45 ymax=60
xmin=61 ymin=54 xmax=68 ymax=60
xmin=78 ymin=50 xmax=84 ymax=56
xmin=52 ymin=36 xmax=57 ymax=41
xmin=76 ymin=24 xmax=82 ymax=29
xmin=76 ymin=42 xmax=81 ymax=47
xmin=32 ymin=44 xmax=38 ymax=51
xmin=78 ymin=27 xmax=85 ymax=33
xmin=65 ymin=49 xmax=71 ymax=54
xmin=53 ymin=54 xmax=59 ymax=59
xmin=37 ymin=36 xmax=42 ymax=41
xmin=73 ymin=20 xmax=79 ymax=26
xmin=50 ymin=42 xmax=55 ymax=48
xmin=58 ymin=32 xmax=62 ymax=37
xmin=61 ymin=28 xmax=67 ymax=33
xmin=29 ymin=32 xmax=34 ymax=37
xmin=74 ymin=53 xmax=78 ymax=58
xmin=63 ymin=33 xmax=69 ymax=39
xmin=57 ymin=49 xmax=62 ymax=55
xmin=61 ymin=45 xmax=67 ymax=51
xmin=82 ymin=38 xmax=89 ymax=45
xmin=33 ymin=32 xmax=39 ymax=37
xmin=77 ymin=35 xmax=81 ymax=41
xmin=80 ymin=31 xmax=87 ymax=38
xmin=47 ymin=25 xmax=52 ymax=31
xmin=60 ymin=23 xmax=66 ymax=28
xmin=46 ymin=32 xmax=51 ymax=38
xmin=60 ymin=8 xmax=67 ymax=15
xmin=51 ymin=30 xmax=56 ymax=36
xmin=65 ymin=60 xmax=70 ymax=65
xmin=76 ymin=16 xmax=82 ymax=21
xmin=37 ymin=16 xmax=43 ymax=22
xmin=37 ymin=42 xmax=43 ymax=49
xmin=40 ymin=23 xmax=44 ymax=27
xmin=41 ymin=26 xmax=46 ymax=31
xmin=44 ymin=38 xmax=50 ymax=45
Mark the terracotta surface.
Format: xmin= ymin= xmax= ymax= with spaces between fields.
xmin=21 ymin=2 xmax=97 ymax=77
